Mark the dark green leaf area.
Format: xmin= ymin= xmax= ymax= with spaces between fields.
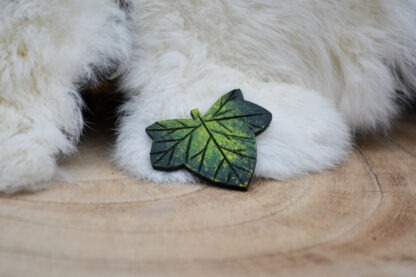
xmin=145 ymin=89 xmax=273 ymax=189
xmin=185 ymin=115 xmax=256 ymax=189
xmin=204 ymin=89 xmax=272 ymax=135
xmin=146 ymin=119 xmax=200 ymax=169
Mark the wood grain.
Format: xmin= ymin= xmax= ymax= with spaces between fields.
xmin=1 ymin=114 xmax=415 ymax=276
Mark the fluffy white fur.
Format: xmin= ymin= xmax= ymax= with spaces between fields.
xmin=1 ymin=0 xmax=416 ymax=193
xmin=0 ymin=0 xmax=131 ymax=193
xmin=115 ymin=0 xmax=416 ymax=182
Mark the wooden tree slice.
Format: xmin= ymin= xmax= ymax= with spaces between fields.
xmin=0 ymin=114 xmax=415 ymax=276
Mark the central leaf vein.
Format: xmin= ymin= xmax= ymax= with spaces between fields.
xmin=197 ymin=115 xmax=244 ymax=183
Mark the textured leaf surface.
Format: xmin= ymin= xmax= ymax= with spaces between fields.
xmin=204 ymin=89 xmax=272 ymax=135
xmin=146 ymin=90 xmax=272 ymax=189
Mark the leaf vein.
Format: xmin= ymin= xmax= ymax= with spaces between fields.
xmin=231 ymin=164 xmax=252 ymax=174
xmin=211 ymin=130 xmax=252 ymax=140
xmin=213 ymin=158 xmax=225 ymax=180
xmin=198 ymin=116 xmax=245 ymax=184
xmin=214 ymin=109 xmax=233 ymax=118
xmin=216 ymin=121 xmax=233 ymax=133
xmin=221 ymin=147 xmax=256 ymax=160
xmin=155 ymin=122 xmax=167 ymax=128
xmin=212 ymin=92 xmax=235 ymax=117
xmin=146 ymin=126 xmax=195 ymax=132
xmin=152 ymin=126 xmax=199 ymax=166
xmin=198 ymin=137 xmax=211 ymax=173
xmin=185 ymin=134 xmax=193 ymax=162
xmin=207 ymin=113 xmax=268 ymax=122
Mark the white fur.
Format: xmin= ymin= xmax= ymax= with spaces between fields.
xmin=0 ymin=0 xmax=131 ymax=193
xmin=1 ymin=0 xmax=416 ymax=193
xmin=115 ymin=0 xmax=416 ymax=183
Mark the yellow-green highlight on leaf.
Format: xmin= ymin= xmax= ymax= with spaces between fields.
xmin=145 ymin=89 xmax=272 ymax=190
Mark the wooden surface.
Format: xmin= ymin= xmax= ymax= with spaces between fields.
xmin=1 ymin=114 xmax=415 ymax=277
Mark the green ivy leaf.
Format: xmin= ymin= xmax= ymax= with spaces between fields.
xmin=145 ymin=89 xmax=272 ymax=190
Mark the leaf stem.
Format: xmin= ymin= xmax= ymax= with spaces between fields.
xmin=191 ymin=109 xmax=202 ymax=120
